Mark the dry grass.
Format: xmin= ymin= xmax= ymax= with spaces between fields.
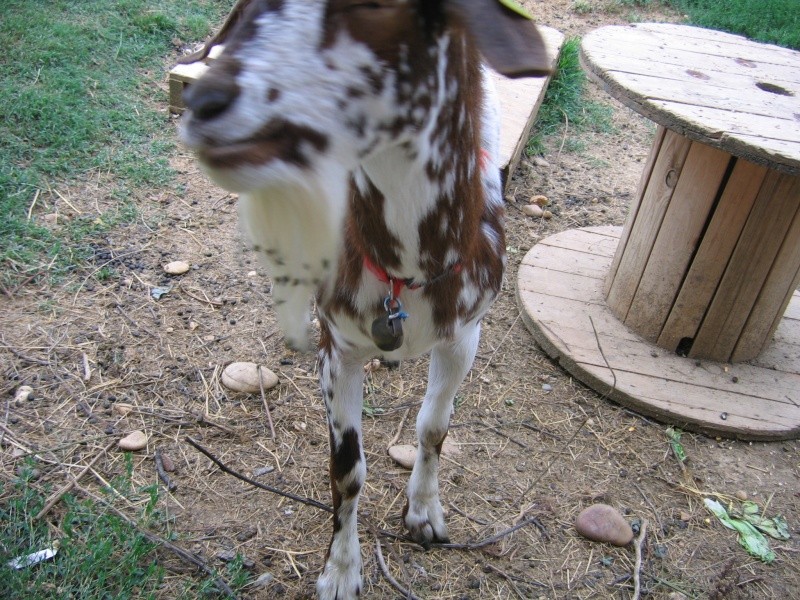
xmin=2 ymin=1 xmax=799 ymax=599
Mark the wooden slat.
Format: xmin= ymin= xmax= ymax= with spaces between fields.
xmin=691 ymin=171 xmax=800 ymax=361
xmin=604 ymin=126 xmax=666 ymax=296
xmin=625 ymin=142 xmax=731 ymax=341
xmin=516 ymin=226 xmax=800 ymax=440
xmin=733 ymin=173 xmax=800 ymax=360
xmin=605 ymin=130 xmax=692 ymax=320
xmin=658 ymin=159 xmax=768 ymax=350
xmin=580 ymin=24 xmax=800 ymax=176
xmin=537 ymin=226 xmax=619 ymax=258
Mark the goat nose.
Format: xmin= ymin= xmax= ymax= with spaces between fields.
xmin=183 ymin=76 xmax=240 ymax=121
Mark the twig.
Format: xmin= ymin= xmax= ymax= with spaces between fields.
xmin=35 ymin=441 xmax=116 ymax=519
xmin=257 ymin=366 xmax=276 ymax=440
xmin=483 ymin=563 xmax=533 ymax=599
xmin=185 ymin=436 xmax=332 ymax=513
xmin=180 ymin=284 xmax=224 ymax=307
xmin=589 ymin=316 xmax=616 ymax=391
xmin=374 ymin=536 xmax=422 ymax=600
xmin=26 ymin=189 xmax=40 ymax=220
xmin=154 ymin=448 xmax=178 ymax=492
xmin=437 ymin=515 xmax=544 ymax=550
xmin=633 ymin=519 xmax=648 ymax=600
xmin=0 ymin=337 xmax=50 ymax=366
xmin=387 ymin=407 xmax=410 ymax=449
xmin=74 ymin=484 xmax=238 ymax=599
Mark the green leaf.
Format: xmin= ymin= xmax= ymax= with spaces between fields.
xmin=497 ymin=0 xmax=534 ymax=20
xmin=737 ymin=502 xmax=791 ymax=540
xmin=704 ymin=499 xmax=776 ymax=563
xmin=666 ymin=427 xmax=687 ymax=463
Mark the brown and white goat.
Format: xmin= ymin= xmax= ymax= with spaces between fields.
xmin=179 ymin=1 xmax=548 ymax=597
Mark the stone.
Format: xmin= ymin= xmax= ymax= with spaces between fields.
xmin=221 ymin=362 xmax=279 ymax=393
xmin=118 ymin=430 xmax=148 ymax=451
xmin=14 ymin=386 xmax=34 ymax=402
xmin=522 ymin=204 xmax=544 ymax=218
xmin=112 ymin=402 xmax=134 ymax=417
xmin=575 ymin=504 xmax=634 ymax=546
xmin=530 ymin=194 xmax=550 ymax=206
xmin=163 ymin=260 xmax=190 ymax=275
xmin=388 ymin=444 xmax=417 ymax=469
xmin=388 ymin=441 xmax=460 ymax=469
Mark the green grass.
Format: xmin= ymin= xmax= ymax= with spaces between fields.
xmin=526 ymin=38 xmax=614 ymax=157
xmin=0 ymin=0 xmax=233 ymax=286
xmin=1 ymin=458 xmax=164 ymax=599
xmin=2 ymin=456 xmax=252 ymax=598
xmin=668 ymin=0 xmax=799 ymax=49
xmin=531 ymin=1 xmax=797 ymax=157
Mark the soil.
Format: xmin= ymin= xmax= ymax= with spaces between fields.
xmin=2 ymin=2 xmax=798 ymax=599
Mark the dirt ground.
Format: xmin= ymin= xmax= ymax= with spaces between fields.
xmin=2 ymin=1 xmax=798 ymax=598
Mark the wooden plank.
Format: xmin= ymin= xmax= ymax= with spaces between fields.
xmin=604 ymin=126 xmax=666 ymax=297
xmin=607 ymin=71 xmax=798 ymax=122
xmin=585 ymin=24 xmax=800 ymax=72
xmin=490 ymin=26 xmax=564 ymax=179
xmin=517 ymin=265 xmax=605 ymax=305
xmin=625 ymin=142 xmax=731 ymax=342
xmin=691 ymin=170 xmax=800 ymax=361
xmin=733 ymin=173 xmax=800 ymax=361
xmin=584 ymin=47 xmax=800 ymax=89
xmin=540 ymin=323 xmax=800 ymax=405
xmin=535 ymin=227 xmax=618 ymax=258
xmin=605 ymin=130 xmax=692 ymax=321
xmin=521 ymin=244 xmax=610 ymax=280
xmin=580 ymin=24 xmax=800 ymax=176
xmin=659 ymin=159 xmax=768 ymax=350
xmin=516 ymin=227 xmax=800 ymax=440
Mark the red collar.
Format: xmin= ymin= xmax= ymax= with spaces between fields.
xmin=363 ymin=256 xmax=462 ymax=298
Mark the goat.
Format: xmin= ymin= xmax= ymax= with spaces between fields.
xmin=178 ymin=1 xmax=549 ymax=597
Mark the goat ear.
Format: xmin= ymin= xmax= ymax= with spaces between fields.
xmin=447 ymin=0 xmax=552 ymax=77
xmin=177 ymin=0 xmax=254 ymax=64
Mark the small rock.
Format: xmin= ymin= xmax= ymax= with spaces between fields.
xmin=530 ymin=194 xmax=550 ymax=207
xmin=734 ymin=490 xmax=748 ymax=501
xmin=522 ymin=204 xmax=544 ymax=218
xmin=388 ymin=444 xmax=417 ymax=469
xmin=189 ymin=321 xmax=199 ymax=331
xmin=542 ymin=383 xmax=553 ymax=392
xmin=112 ymin=402 xmax=134 ymax=417
xmin=160 ymin=453 xmax=176 ymax=472
xmin=14 ymin=386 xmax=34 ymax=403
xmin=252 ymin=572 xmax=275 ymax=589
xmin=575 ymin=504 xmax=634 ymax=546
xmin=532 ymin=156 xmax=550 ymax=168
xmin=388 ymin=441 xmax=459 ymax=469
xmin=221 ymin=362 xmax=279 ymax=393
xmin=217 ymin=549 xmax=237 ymax=562
xmin=118 ymin=430 xmax=148 ymax=451
xmin=542 ymin=210 xmax=553 ymax=219
xmin=679 ymin=511 xmax=692 ymax=522
xmin=163 ymin=260 xmax=190 ymax=275
xmin=293 ymin=421 xmax=307 ymax=432
xmin=237 ymin=527 xmax=258 ymax=542
xmin=253 ymin=465 xmax=275 ymax=477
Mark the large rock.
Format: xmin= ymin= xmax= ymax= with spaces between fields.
xmin=575 ymin=503 xmax=634 ymax=546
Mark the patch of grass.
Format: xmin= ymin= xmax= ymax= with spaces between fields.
xmin=0 ymin=458 xmax=164 ymax=599
xmin=0 ymin=0 xmax=233 ymax=286
xmin=667 ymin=0 xmax=799 ymax=49
xmin=526 ymin=38 xmax=614 ymax=157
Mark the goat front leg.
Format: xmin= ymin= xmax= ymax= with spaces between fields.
xmin=317 ymin=346 xmax=367 ymax=600
xmin=404 ymin=324 xmax=480 ymax=545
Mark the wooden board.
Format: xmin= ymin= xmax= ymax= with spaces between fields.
xmin=580 ymin=23 xmax=800 ymax=176
xmin=517 ymin=226 xmax=800 ymax=440
xmin=168 ymin=27 xmax=566 ymax=185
